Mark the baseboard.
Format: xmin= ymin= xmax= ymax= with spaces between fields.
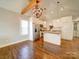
xmin=61 ymin=39 xmax=73 ymax=42
xmin=62 ymin=38 xmax=73 ymax=40
xmin=0 ymin=39 xmax=28 ymax=48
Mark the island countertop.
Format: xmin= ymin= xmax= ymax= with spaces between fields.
xmin=44 ymin=30 xmax=61 ymax=45
xmin=44 ymin=30 xmax=61 ymax=34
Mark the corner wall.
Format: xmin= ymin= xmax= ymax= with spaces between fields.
xmin=0 ymin=8 xmax=29 ymax=48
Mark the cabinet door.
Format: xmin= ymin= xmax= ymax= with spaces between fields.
xmin=62 ymin=21 xmax=73 ymax=40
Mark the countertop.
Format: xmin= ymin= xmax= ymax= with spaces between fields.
xmin=44 ymin=30 xmax=61 ymax=34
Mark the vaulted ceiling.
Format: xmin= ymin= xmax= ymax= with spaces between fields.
xmin=0 ymin=0 xmax=28 ymax=13
xmin=0 ymin=0 xmax=79 ymax=19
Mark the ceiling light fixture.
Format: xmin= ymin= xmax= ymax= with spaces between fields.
xmin=56 ymin=1 xmax=64 ymax=18
xmin=32 ymin=0 xmax=46 ymax=18
xmin=57 ymin=1 xmax=64 ymax=11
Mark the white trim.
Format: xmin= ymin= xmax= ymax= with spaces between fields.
xmin=0 ymin=39 xmax=28 ymax=48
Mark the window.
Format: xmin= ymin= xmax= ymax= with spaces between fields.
xmin=20 ymin=20 xmax=28 ymax=35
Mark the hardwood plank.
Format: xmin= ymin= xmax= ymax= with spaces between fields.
xmin=0 ymin=39 xmax=79 ymax=59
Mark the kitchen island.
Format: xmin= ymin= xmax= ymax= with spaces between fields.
xmin=44 ymin=30 xmax=61 ymax=45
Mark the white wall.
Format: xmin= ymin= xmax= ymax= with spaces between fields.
xmin=0 ymin=8 xmax=29 ymax=47
xmin=28 ymin=17 xmax=33 ymax=41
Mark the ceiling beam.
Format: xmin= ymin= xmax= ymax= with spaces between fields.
xmin=21 ymin=0 xmax=37 ymax=15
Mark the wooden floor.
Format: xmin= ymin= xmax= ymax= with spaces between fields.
xmin=0 ymin=38 xmax=79 ymax=59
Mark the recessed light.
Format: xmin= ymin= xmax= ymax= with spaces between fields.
xmin=60 ymin=7 xmax=64 ymax=11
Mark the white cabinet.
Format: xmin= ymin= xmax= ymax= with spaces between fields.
xmin=44 ymin=32 xmax=61 ymax=45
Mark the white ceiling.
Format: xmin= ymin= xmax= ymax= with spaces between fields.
xmin=0 ymin=0 xmax=29 ymax=13
xmin=41 ymin=0 xmax=79 ymax=19
xmin=0 ymin=0 xmax=79 ymax=19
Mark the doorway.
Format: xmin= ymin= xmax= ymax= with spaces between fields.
xmin=73 ymin=21 xmax=79 ymax=39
